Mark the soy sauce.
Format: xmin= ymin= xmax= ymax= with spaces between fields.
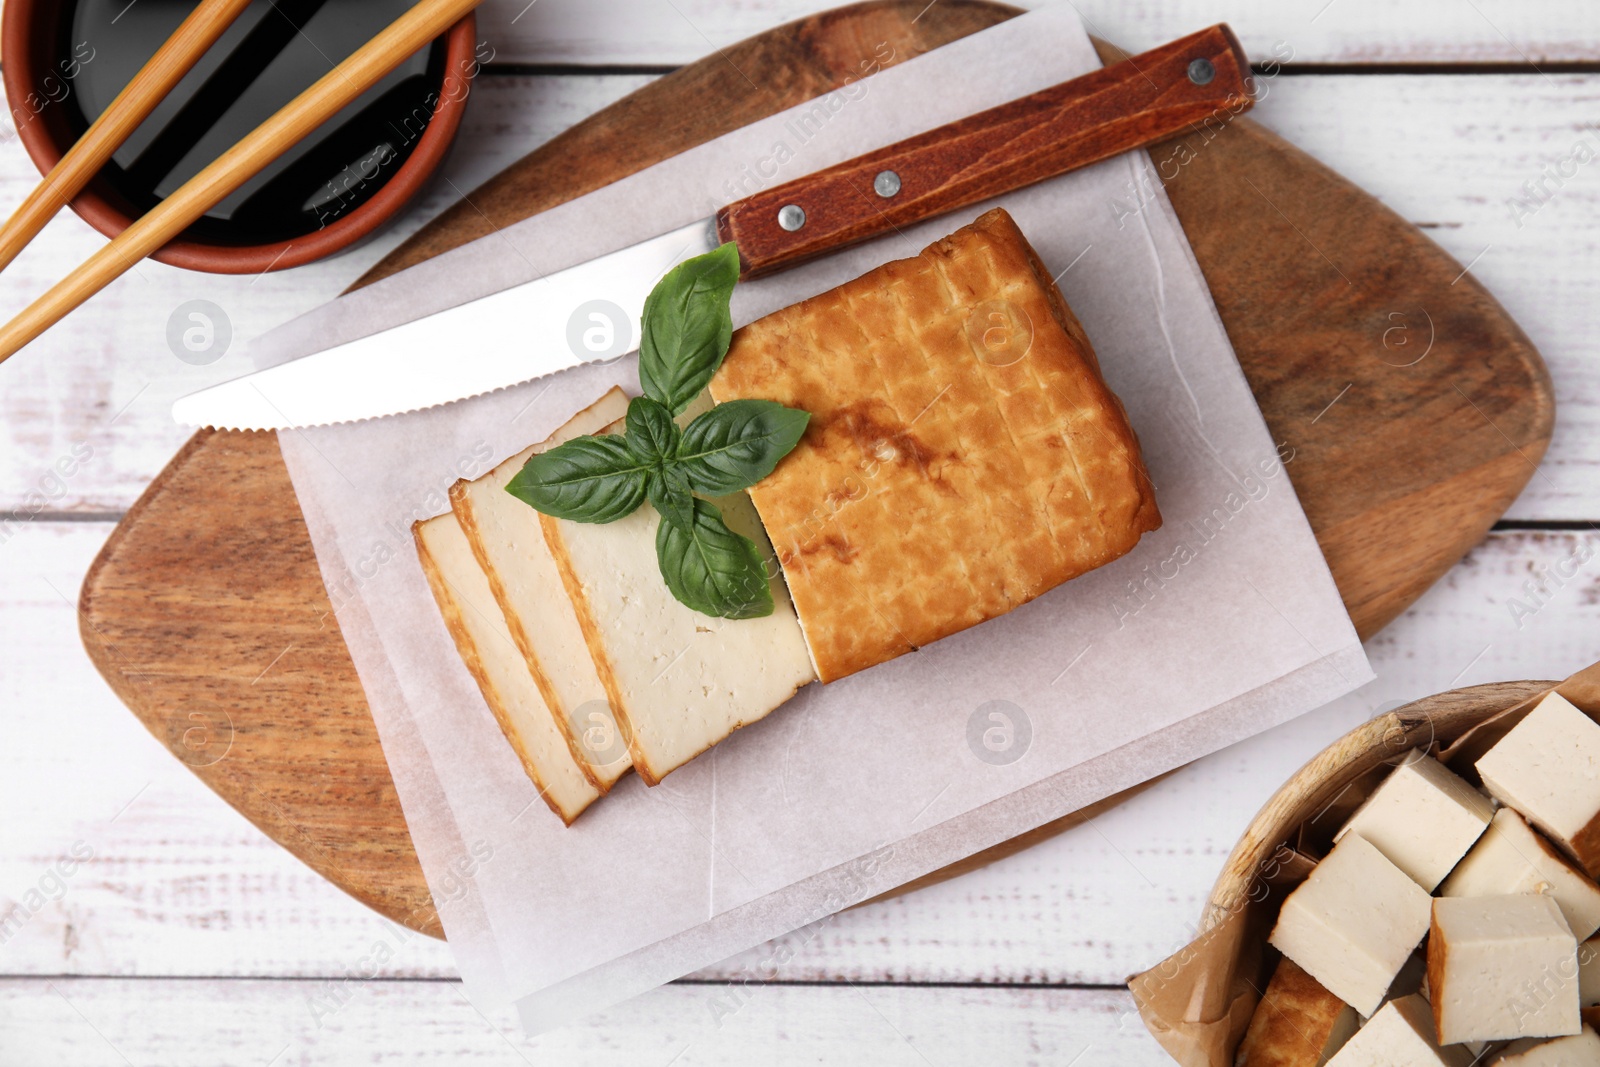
xmin=58 ymin=0 xmax=444 ymax=244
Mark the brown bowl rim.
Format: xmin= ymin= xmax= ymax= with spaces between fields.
xmin=0 ymin=2 xmax=477 ymax=274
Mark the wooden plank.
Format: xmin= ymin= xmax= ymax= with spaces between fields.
xmin=4 ymin=522 xmax=1596 ymax=983
xmin=1 ymin=72 xmax=1596 ymax=520
xmin=0 ymin=521 xmax=457 ymax=980
xmin=472 ymin=0 xmax=1600 ymax=66
xmin=0 ymin=978 xmax=1163 ymax=1065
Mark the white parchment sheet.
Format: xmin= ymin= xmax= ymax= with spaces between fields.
xmin=273 ymin=9 xmax=1372 ymax=1034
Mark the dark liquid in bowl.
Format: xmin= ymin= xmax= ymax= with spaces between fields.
xmin=57 ymin=0 xmax=444 ymax=245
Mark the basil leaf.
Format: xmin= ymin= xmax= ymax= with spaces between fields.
xmin=678 ymin=399 xmax=810 ymax=495
xmin=638 ymin=242 xmax=740 ymax=415
xmin=647 ymin=465 xmax=695 ymax=531
xmin=505 ymin=434 xmax=649 ymax=523
xmin=654 ymin=498 xmax=774 ymax=619
xmin=624 ymin=395 xmax=681 ymax=468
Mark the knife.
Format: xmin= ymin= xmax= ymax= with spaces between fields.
xmin=173 ymin=24 xmax=1251 ymax=430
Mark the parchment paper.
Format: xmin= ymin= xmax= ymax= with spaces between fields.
xmin=270 ymin=9 xmax=1373 ymax=1033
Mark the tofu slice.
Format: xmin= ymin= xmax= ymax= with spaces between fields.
xmin=1236 ymin=957 xmax=1359 ymax=1066
xmin=1335 ymin=751 xmax=1494 ymax=891
xmin=1429 ymin=894 xmax=1580 ymax=1045
xmin=1326 ymin=995 xmax=1472 ymax=1067
xmin=414 ymin=512 xmax=599 ymax=824
xmin=1495 ymin=1026 xmax=1600 ymax=1065
xmin=1440 ymin=808 xmax=1600 ymax=940
xmin=1268 ymin=833 xmax=1434 ymax=1017
xmin=1477 ymin=692 xmax=1600 ymax=878
xmin=450 ymin=387 xmax=632 ymax=791
xmin=540 ymin=466 xmax=817 ymax=784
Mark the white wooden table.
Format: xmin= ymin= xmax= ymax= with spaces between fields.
xmin=2 ymin=1 xmax=1598 ymax=1062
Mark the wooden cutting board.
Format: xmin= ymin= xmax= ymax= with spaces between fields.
xmin=78 ymin=0 xmax=1553 ymax=938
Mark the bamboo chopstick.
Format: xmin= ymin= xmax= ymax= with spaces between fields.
xmin=0 ymin=0 xmax=255 ymax=274
xmin=0 ymin=0 xmax=482 ymax=365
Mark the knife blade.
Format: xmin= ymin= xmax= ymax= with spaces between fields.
xmin=174 ymin=24 xmax=1252 ymax=430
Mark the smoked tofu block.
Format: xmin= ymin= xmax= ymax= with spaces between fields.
xmin=1335 ymin=751 xmax=1494 ymax=891
xmin=1236 ymin=957 xmax=1359 ymax=1066
xmin=1268 ymin=833 xmax=1433 ymax=1017
xmin=1429 ymin=894 xmax=1581 ymax=1045
xmin=414 ymin=512 xmax=600 ymax=824
xmin=1326 ymin=995 xmax=1472 ymax=1067
xmin=1494 ymin=1026 xmax=1600 ymax=1065
xmin=1477 ymin=692 xmax=1600 ymax=878
xmin=540 ymin=474 xmax=816 ymax=785
xmin=450 ymin=387 xmax=632 ymax=791
xmin=709 ymin=208 xmax=1160 ymax=682
xmin=1440 ymin=808 xmax=1600 ymax=940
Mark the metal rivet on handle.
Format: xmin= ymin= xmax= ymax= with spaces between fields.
xmin=1187 ymin=58 xmax=1215 ymax=85
xmin=874 ymin=170 xmax=902 ymax=198
xmin=777 ymin=204 xmax=806 ymax=231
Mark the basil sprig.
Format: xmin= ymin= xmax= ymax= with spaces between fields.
xmin=506 ymin=243 xmax=810 ymax=619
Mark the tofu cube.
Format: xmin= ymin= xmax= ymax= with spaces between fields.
xmin=1494 ymin=1026 xmax=1600 ymax=1065
xmin=1326 ymin=994 xmax=1472 ymax=1067
xmin=1477 ymin=692 xmax=1600 ymax=878
xmin=1236 ymin=957 xmax=1360 ymax=1067
xmin=1441 ymin=808 xmax=1600 ymax=940
xmin=1429 ymin=894 xmax=1581 ymax=1045
xmin=1336 ymin=750 xmax=1494 ymax=890
xmin=1580 ymin=937 xmax=1600 ymax=1008
xmin=1269 ymin=833 xmax=1434 ymax=1016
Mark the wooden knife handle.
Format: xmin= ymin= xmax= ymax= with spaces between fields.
xmin=716 ymin=24 xmax=1253 ymax=278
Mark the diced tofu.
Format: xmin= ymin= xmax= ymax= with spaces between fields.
xmin=541 ymin=485 xmax=817 ymax=785
xmin=413 ymin=512 xmax=599 ymax=824
xmin=1494 ymin=1025 xmax=1600 ymax=1065
xmin=1236 ymin=957 xmax=1359 ymax=1066
xmin=1336 ymin=751 xmax=1494 ymax=890
xmin=1441 ymin=808 xmax=1600 ymax=940
xmin=1582 ymin=937 xmax=1600 ymax=1007
xmin=1476 ymin=692 xmax=1600 ymax=878
xmin=1429 ymin=894 xmax=1581 ymax=1045
xmin=1326 ymin=994 xmax=1472 ymax=1067
xmin=1269 ymin=833 xmax=1434 ymax=1017
xmin=450 ymin=387 xmax=632 ymax=791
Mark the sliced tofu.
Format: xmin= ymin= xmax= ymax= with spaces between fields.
xmin=1269 ymin=833 xmax=1434 ymax=1017
xmin=1440 ymin=808 xmax=1600 ymax=940
xmin=450 ymin=387 xmax=632 ymax=791
xmin=1476 ymin=692 xmax=1600 ymax=878
xmin=1429 ymin=894 xmax=1580 ymax=1045
xmin=540 ymin=475 xmax=817 ymax=785
xmin=1335 ymin=750 xmax=1494 ymax=891
xmin=1236 ymin=957 xmax=1359 ymax=1066
xmin=1326 ymin=994 xmax=1472 ymax=1067
xmin=1495 ymin=1026 xmax=1600 ymax=1065
xmin=414 ymin=511 xmax=599 ymax=824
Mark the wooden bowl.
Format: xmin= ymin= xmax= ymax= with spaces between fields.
xmin=1132 ymin=680 xmax=1564 ymax=1065
xmin=0 ymin=1 xmax=477 ymax=274
xmin=1199 ymin=679 xmax=1556 ymax=932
